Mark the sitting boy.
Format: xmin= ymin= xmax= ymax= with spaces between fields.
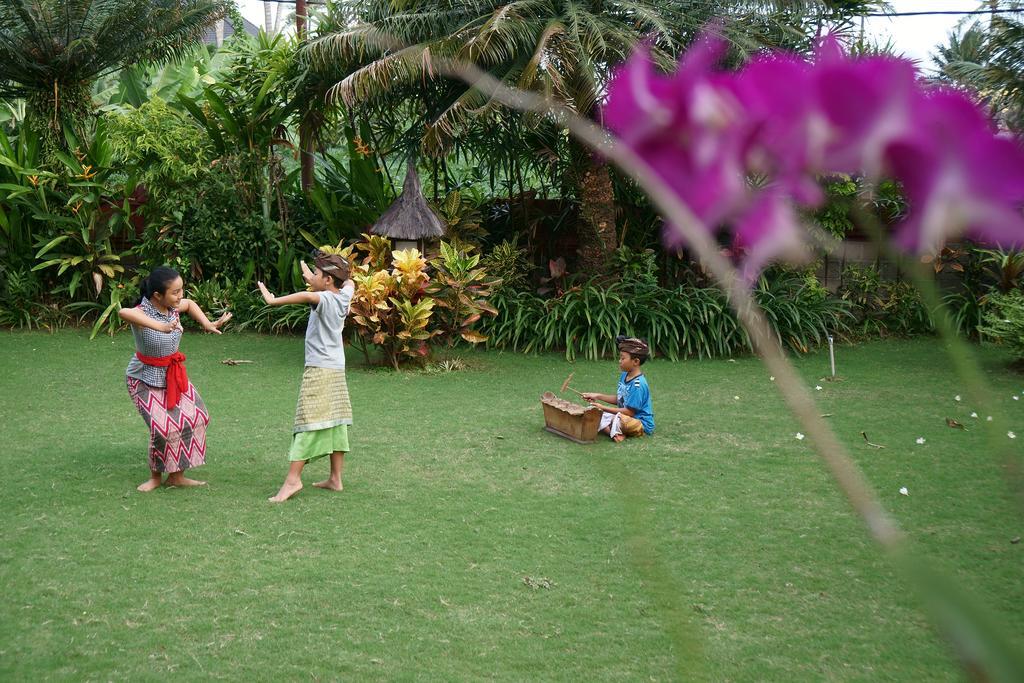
xmin=581 ymin=337 xmax=655 ymax=442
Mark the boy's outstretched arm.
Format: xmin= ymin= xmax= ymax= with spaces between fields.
xmin=580 ymin=392 xmax=617 ymax=406
xmin=258 ymin=281 xmax=320 ymax=307
xmin=178 ymin=299 xmax=232 ymax=334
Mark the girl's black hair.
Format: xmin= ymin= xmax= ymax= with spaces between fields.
xmin=135 ymin=266 xmax=181 ymax=306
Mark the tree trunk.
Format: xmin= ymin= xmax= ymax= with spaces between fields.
xmin=27 ymin=80 xmax=92 ymax=165
xmin=299 ymin=121 xmax=315 ymax=191
xmin=263 ymin=1 xmax=273 ymax=34
xmin=296 ymin=0 xmax=313 ymax=190
xmin=295 ymin=0 xmax=307 ymax=36
xmin=576 ymin=156 xmax=618 ymax=275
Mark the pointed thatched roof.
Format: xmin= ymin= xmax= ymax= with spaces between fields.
xmin=371 ymin=161 xmax=446 ymax=240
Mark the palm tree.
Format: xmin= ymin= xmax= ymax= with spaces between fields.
xmin=307 ymin=0 xmax=681 ymax=272
xmin=0 ymin=0 xmax=230 ymax=155
xmin=933 ymin=5 xmax=1024 ymax=133
xmin=307 ymin=0 xmax=884 ymax=272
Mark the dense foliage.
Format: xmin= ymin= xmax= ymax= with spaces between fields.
xmin=0 ymin=2 xmax=1019 ymax=367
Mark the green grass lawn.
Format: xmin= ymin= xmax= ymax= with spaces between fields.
xmin=1 ymin=329 xmax=1022 ymax=680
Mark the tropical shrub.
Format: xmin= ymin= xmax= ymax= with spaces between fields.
xmin=178 ymin=169 xmax=278 ymax=283
xmin=105 ymin=98 xmax=211 ymax=200
xmin=0 ymin=128 xmax=48 ymax=270
xmin=348 ymin=244 xmax=438 ymax=370
xmin=979 ymin=248 xmax=1024 ymax=293
xmin=979 ymin=290 xmax=1024 ymax=363
xmin=431 ymin=189 xmax=487 ymax=247
xmin=1 ymin=122 xmax=138 ymax=332
xmin=302 ymin=124 xmax=394 ymax=245
xmin=481 ymin=239 xmax=531 ymax=292
xmin=613 ymin=244 xmax=659 ymax=289
xmin=26 ymin=122 xmax=132 ymax=300
xmin=813 ymin=176 xmax=859 ymax=238
xmin=838 ymin=264 xmax=932 ymax=338
xmin=481 ymin=270 xmax=852 ymax=361
xmin=426 ymin=241 xmax=499 ymax=345
xmin=0 ymin=266 xmax=67 ymax=330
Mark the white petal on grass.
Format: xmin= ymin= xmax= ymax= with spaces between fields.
xmin=970 ymin=412 xmax=978 ymax=418
xmin=1014 ymin=396 xmax=1020 ymax=401
xmin=769 ymin=376 xmax=775 ymax=381
xmin=916 ymin=437 xmax=926 ymax=445
xmin=987 ymin=416 xmax=994 ymax=422
xmin=734 ymin=396 xmax=740 ymax=400
xmin=815 ymin=385 xmax=822 ymax=391
xmin=795 ymin=432 xmax=805 ymax=441
xmin=1010 ymin=431 xmax=1017 ymax=440
xmin=954 ymin=395 xmax=961 ymax=401
xmin=899 ymin=487 xmax=909 ymax=496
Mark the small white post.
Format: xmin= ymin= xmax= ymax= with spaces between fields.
xmin=828 ymin=335 xmax=836 ymax=378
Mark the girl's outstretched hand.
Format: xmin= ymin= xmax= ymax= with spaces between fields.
xmin=214 ymin=311 xmax=232 ymax=328
xmin=206 ymin=311 xmax=233 ymax=334
xmin=257 ymin=281 xmax=275 ymax=305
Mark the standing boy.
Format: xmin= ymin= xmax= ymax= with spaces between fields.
xmin=258 ymin=252 xmax=355 ymax=502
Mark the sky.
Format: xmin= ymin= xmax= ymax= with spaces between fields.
xmin=236 ymin=0 xmax=989 ymax=73
xmin=863 ymin=0 xmax=987 ymax=70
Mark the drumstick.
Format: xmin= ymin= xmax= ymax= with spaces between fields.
xmin=560 ymin=372 xmax=584 ymax=397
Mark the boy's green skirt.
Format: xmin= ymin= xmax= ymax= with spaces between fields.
xmin=288 ymin=424 xmax=349 ymax=462
xmin=289 ymin=366 xmax=352 ymax=461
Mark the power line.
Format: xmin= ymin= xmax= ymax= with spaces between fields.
xmin=245 ymin=1 xmax=1022 ymax=14
xmin=864 ymin=8 xmax=1022 ymax=17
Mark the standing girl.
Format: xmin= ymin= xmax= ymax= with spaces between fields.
xmin=258 ymin=252 xmax=354 ymax=503
xmin=119 ymin=266 xmax=232 ymax=491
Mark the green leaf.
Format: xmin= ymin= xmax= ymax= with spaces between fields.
xmin=204 ymin=88 xmax=242 ymax=139
xmin=34 ymin=234 xmax=70 ymax=258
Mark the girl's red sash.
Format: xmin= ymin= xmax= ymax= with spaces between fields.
xmin=135 ymin=352 xmax=188 ymax=409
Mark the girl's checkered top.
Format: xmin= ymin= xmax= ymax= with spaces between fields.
xmin=124 ymin=298 xmax=183 ymax=387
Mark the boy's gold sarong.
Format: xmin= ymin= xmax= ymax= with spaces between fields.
xmin=293 ymin=366 xmax=352 ymax=433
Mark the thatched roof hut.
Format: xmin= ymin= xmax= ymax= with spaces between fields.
xmin=371 ymin=161 xmax=446 ymax=248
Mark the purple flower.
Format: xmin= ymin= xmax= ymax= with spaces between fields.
xmin=733 ymin=189 xmax=805 ymax=284
xmin=602 ymin=30 xmax=1024 ymax=279
xmin=604 ymin=37 xmax=750 ymax=229
xmin=886 ymin=89 xmax=1024 ymax=252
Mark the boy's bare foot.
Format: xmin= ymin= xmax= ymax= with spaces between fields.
xmin=313 ymin=479 xmax=343 ymax=492
xmin=137 ymin=476 xmax=162 ymax=492
xmin=612 ymin=434 xmax=626 ymax=443
xmin=165 ymin=473 xmax=207 ymax=487
xmin=269 ymin=479 xmax=303 ymax=503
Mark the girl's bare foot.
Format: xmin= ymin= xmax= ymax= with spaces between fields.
xmin=313 ymin=478 xmax=343 ymax=492
xmin=137 ymin=476 xmax=162 ymax=492
xmin=269 ymin=478 xmax=303 ymax=503
xmin=165 ymin=473 xmax=207 ymax=487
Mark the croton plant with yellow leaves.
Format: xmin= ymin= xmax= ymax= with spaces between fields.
xmin=323 ymin=234 xmax=497 ymax=369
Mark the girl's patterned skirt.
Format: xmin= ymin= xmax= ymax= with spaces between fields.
xmin=127 ymin=377 xmax=209 ymax=473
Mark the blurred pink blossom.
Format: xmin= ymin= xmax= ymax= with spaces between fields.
xmin=602 ymin=32 xmax=1024 ymax=281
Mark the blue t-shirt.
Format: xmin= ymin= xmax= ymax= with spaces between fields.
xmin=617 ymin=372 xmax=654 ymax=434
